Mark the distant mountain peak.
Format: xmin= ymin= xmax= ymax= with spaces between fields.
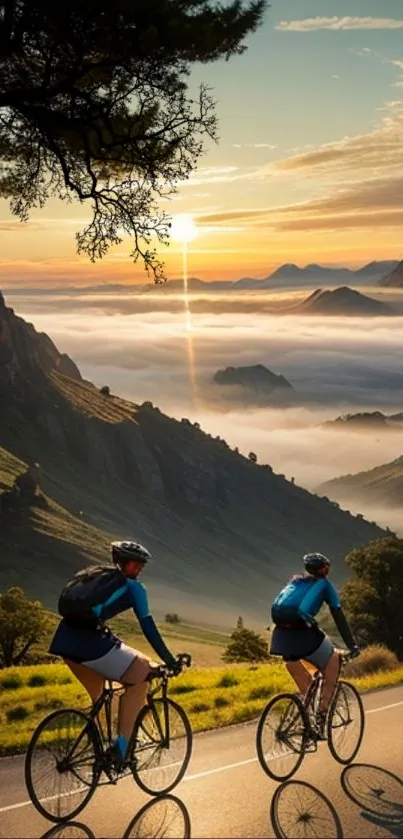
xmin=213 ymin=364 xmax=294 ymax=403
xmin=297 ymin=285 xmax=390 ymax=316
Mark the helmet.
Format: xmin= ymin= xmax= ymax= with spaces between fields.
xmin=111 ymin=541 xmax=151 ymax=566
xmin=303 ymin=552 xmax=331 ymax=575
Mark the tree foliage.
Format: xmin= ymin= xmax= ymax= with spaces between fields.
xmin=223 ymin=616 xmax=269 ymax=663
xmin=165 ymin=612 xmax=180 ymax=624
xmin=342 ymin=537 xmax=403 ymax=658
xmin=0 ymin=0 xmax=266 ymax=279
xmin=0 ymin=586 xmax=51 ymax=667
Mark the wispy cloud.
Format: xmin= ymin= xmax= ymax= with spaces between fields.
xmin=274 ymin=100 xmax=403 ymax=174
xmin=196 ymin=167 xmax=403 ymax=234
xmin=183 ymin=166 xmax=241 ymax=187
xmin=276 ymin=17 xmax=403 ymax=32
xmin=232 ymin=143 xmax=277 ymax=150
xmin=272 ymin=210 xmax=403 ymax=233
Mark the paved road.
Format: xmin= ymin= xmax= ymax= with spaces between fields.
xmin=1 ymin=685 xmax=403 ymax=838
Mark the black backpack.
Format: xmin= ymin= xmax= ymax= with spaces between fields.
xmin=58 ymin=565 xmax=123 ymax=627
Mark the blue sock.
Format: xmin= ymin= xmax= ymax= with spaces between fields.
xmin=114 ymin=734 xmax=128 ymax=759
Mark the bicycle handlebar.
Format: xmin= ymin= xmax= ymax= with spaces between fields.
xmin=334 ymin=647 xmax=359 ymax=661
xmin=148 ymin=652 xmax=192 ymax=681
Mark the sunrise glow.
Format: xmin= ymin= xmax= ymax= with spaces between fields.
xmin=170 ymin=214 xmax=198 ymax=245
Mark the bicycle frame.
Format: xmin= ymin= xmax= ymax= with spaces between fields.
xmin=302 ymin=651 xmax=350 ymax=717
xmin=61 ymin=654 xmax=191 ymax=776
xmin=142 ymin=672 xmax=171 ymax=749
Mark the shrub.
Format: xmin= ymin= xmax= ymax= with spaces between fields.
xmin=214 ymin=696 xmax=229 ymax=709
xmin=249 ymin=685 xmax=273 ymax=701
xmin=165 ymin=613 xmax=180 ymax=624
xmin=7 ymin=706 xmax=29 ymax=722
xmin=223 ymin=619 xmax=269 ymax=664
xmin=170 ymin=683 xmax=196 ymax=695
xmin=344 ymin=644 xmax=399 ymax=678
xmin=100 ymin=385 xmax=110 ymax=396
xmin=0 ymin=674 xmax=22 ymax=690
xmin=191 ymin=702 xmax=210 ymax=713
xmin=216 ymin=673 xmax=239 ymax=688
xmin=28 ymin=674 xmax=47 ymax=687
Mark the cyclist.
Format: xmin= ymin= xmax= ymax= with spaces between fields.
xmin=270 ymin=552 xmax=359 ymax=737
xmin=49 ymin=540 xmax=181 ymax=767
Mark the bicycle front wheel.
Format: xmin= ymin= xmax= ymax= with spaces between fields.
xmin=131 ymin=698 xmax=192 ymax=795
xmin=327 ymin=680 xmax=364 ymax=764
xmin=256 ymin=693 xmax=308 ymax=782
xmin=25 ymin=709 xmax=101 ymax=823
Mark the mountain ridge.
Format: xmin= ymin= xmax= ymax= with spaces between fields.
xmin=3 ymin=259 xmax=401 ymax=296
xmin=378 ymin=260 xmax=403 ymax=288
xmin=318 ymin=454 xmax=403 ymax=510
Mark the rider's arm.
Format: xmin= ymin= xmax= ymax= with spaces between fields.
xmin=126 ymin=579 xmax=177 ymax=668
xmin=325 ymin=581 xmax=358 ymax=650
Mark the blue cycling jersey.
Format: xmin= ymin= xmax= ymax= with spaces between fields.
xmin=50 ymin=575 xmax=175 ymax=667
xmin=92 ymin=578 xmax=151 ymax=622
xmin=272 ymin=576 xmax=340 ymax=623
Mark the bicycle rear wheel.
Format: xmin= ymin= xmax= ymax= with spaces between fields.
xmin=131 ymin=698 xmax=192 ymax=795
xmin=327 ymin=680 xmax=364 ymax=764
xmin=25 ymin=709 xmax=101 ymax=823
xmin=256 ymin=693 xmax=308 ymax=782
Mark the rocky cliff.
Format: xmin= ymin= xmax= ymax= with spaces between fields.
xmin=0 ymin=290 xmax=81 ymax=395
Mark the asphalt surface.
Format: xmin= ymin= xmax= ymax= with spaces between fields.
xmin=1 ymin=684 xmax=403 ymax=838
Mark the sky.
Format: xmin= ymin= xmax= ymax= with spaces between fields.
xmin=2 ymin=0 xmax=403 ymax=286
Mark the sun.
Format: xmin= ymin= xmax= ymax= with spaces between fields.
xmin=170 ymin=214 xmax=198 ymax=244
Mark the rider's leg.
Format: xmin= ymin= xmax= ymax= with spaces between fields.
xmin=117 ymin=653 xmax=152 ymax=743
xmin=64 ymin=659 xmax=105 ymax=704
xmin=285 ymin=659 xmax=313 ymax=695
xmin=319 ymin=651 xmax=340 ymax=712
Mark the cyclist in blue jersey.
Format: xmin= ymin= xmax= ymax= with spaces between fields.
xmin=270 ymin=552 xmax=359 ymax=737
xmin=49 ymin=540 xmax=181 ymax=767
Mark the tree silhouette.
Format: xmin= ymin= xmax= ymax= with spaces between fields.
xmin=0 ymin=587 xmax=51 ymax=667
xmin=0 ymin=1 xmax=266 ymax=279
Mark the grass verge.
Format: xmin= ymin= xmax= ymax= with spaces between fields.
xmin=1 ymin=656 xmax=403 ymax=756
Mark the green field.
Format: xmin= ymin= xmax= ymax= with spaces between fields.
xmin=1 ymin=656 xmax=403 ymax=756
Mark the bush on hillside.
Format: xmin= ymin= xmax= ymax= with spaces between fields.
xmin=344 ymin=644 xmax=399 ymax=678
xmin=223 ymin=616 xmax=269 ymax=664
xmin=165 ymin=613 xmax=180 ymax=624
xmin=100 ymin=385 xmax=110 ymax=396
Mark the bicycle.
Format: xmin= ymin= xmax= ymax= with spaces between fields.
xmin=25 ymin=653 xmax=193 ymax=824
xmin=256 ymin=649 xmax=365 ymax=782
